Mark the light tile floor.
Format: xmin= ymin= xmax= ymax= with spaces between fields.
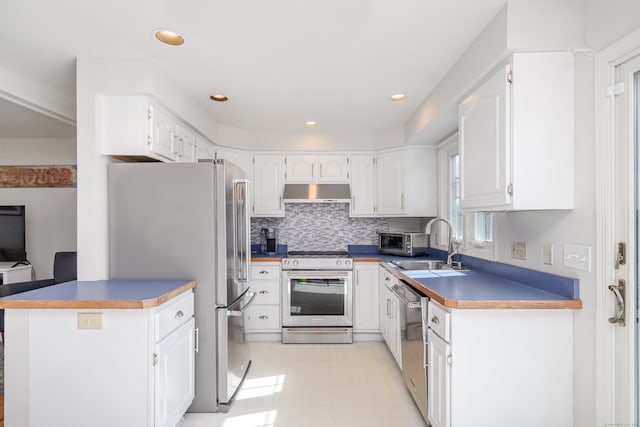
xmin=180 ymin=341 xmax=428 ymax=427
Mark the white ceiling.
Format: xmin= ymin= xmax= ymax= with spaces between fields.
xmin=0 ymin=0 xmax=515 ymax=137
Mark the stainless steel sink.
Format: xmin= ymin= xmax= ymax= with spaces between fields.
xmin=391 ymin=260 xmax=448 ymax=270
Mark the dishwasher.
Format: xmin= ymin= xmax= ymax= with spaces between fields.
xmin=391 ymin=280 xmax=428 ymax=422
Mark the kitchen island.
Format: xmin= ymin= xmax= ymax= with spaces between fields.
xmin=0 ymin=279 xmax=196 ymax=427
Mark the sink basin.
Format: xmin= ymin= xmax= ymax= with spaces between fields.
xmin=391 ymin=260 xmax=449 ymax=270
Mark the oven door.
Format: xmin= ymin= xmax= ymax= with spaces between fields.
xmin=282 ymin=270 xmax=353 ymax=327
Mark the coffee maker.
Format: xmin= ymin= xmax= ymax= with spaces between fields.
xmin=260 ymin=228 xmax=278 ymax=255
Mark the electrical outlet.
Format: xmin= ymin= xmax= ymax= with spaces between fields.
xmin=77 ymin=312 xmax=103 ymax=330
xmin=563 ymin=244 xmax=592 ymax=272
xmin=511 ymin=241 xmax=527 ymax=260
xmin=543 ymin=242 xmax=554 ymax=265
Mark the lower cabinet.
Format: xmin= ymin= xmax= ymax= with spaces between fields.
xmin=4 ymin=289 xmax=196 ymax=427
xmin=426 ymin=300 xmax=574 ymax=427
xmin=379 ymin=265 xmax=402 ymax=368
xmin=353 ymin=262 xmax=379 ymax=333
xmin=246 ymin=262 xmax=282 ymax=335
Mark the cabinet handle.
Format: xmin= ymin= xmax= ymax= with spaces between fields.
xmin=259 ymin=315 xmax=269 ymax=320
xmin=259 ymin=290 xmax=269 ymax=294
xmin=385 ymin=276 xmax=390 ymax=281
xmin=194 ymin=327 xmax=200 ymax=353
xmin=447 ymin=354 xmax=452 ymax=366
xmin=431 ymin=315 xmax=440 ymax=325
xmin=153 ymin=353 xmax=158 ymax=366
xmin=259 ymin=270 xmax=269 ymax=275
xmin=424 ymin=342 xmax=429 ymax=368
xmin=175 ymin=310 xmax=184 ymax=319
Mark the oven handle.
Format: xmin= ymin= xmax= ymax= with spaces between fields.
xmin=282 ymin=270 xmax=353 ymax=278
xmin=283 ymin=328 xmax=351 ymax=334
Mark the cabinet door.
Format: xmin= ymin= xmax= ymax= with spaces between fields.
xmin=252 ymin=155 xmax=285 ymax=217
xmin=154 ymin=317 xmax=195 ymax=427
xmin=459 ymin=64 xmax=511 ymax=210
xmin=175 ymin=125 xmax=196 ymax=163
xmin=149 ymin=104 xmax=177 ymax=161
xmin=350 ymin=154 xmax=376 ymax=216
xmin=317 ymin=155 xmax=349 ymax=182
xmin=427 ymin=329 xmax=451 ymax=427
xmin=390 ymin=293 xmax=402 ymax=368
xmin=354 ymin=263 xmax=379 ymax=332
xmin=376 ymin=150 xmax=406 ymax=215
xmin=285 ymin=155 xmax=316 ymax=182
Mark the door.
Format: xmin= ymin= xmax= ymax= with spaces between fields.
xmin=216 ymin=289 xmax=256 ymax=406
xmin=609 ymin=52 xmax=640 ymax=426
xmin=459 ymin=64 xmax=511 ymax=210
xmin=252 ymin=155 xmax=285 ymax=216
xmin=154 ymin=317 xmax=195 ymax=427
xmin=350 ymin=153 xmax=376 ymax=216
xmin=427 ymin=329 xmax=450 ymax=427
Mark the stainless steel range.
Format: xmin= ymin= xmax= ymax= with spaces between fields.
xmin=282 ymin=251 xmax=353 ymax=344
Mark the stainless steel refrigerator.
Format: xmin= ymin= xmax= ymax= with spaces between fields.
xmin=108 ymin=161 xmax=254 ymax=413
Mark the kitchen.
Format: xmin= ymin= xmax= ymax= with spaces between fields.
xmin=0 ymin=1 xmax=639 ymax=426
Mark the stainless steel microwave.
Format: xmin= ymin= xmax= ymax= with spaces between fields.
xmin=377 ymin=231 xmax=429 ymax=257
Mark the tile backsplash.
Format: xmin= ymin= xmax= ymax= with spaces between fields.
xmin=251 ymin=204 xmax=433 ymax=251
xmin=251 ymin=203 xmax=390 ymax=251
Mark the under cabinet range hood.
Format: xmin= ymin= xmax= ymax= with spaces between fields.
xmin=283 ymin=183 xmax=351 ymax=203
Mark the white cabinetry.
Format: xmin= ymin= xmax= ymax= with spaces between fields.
xmin=353 ymin=262 xmax=379 ymax=334
xmin=378 ymin=265 xmax=402 ymax=368
xmin=349 ymin=153 xmax=376 ymax=216
xmin=426 ymin=300 xmax=573 ymax=427
xmin=459 ymin=52 xmax=574 ymax=211
xmin=99 ymin=96 xmax=212 ymax=163
xmin=252 ymin=155 xmax=285 ymax=217
xmin=215 ymin=147 xmax=253 ymax=177
xmin=376 ymin=146 xmax=437 ymax=216
xmin=245 ymin=263 xmax=281 ymax=335
xmin=5 ymin=289 xmax=196 ymax=427
xmin=285 ymin=154 xmax=349 ymax=183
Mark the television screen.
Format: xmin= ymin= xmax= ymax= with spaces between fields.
xmin=0 ymin=205 xmax=27 ymax=261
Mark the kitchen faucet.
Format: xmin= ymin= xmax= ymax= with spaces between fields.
xmin=425 ymin=217 xmax=459 ymax=267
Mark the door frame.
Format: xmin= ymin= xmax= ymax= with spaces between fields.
xmin=595 ymin=27 xmax=640 ymax=426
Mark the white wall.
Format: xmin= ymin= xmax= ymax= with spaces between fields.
xmin=0 ymin=138 xmax=77 ymax=279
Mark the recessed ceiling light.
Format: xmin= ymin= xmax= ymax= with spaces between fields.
xmin=389 ymin=94 xmax=407 ymax=102
xmin=304 ymin=121 xmax=318 ymax=127
xmin=154 ymin=29 xmax=184 ymax=46
xmin=209 ymin=94 xmax=229 ymax=102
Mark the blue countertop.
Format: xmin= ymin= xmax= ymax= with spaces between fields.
xmin=0 ymin=279 xmax=195 ymax=309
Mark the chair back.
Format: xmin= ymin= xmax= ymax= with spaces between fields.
xmin=53 ymin=251 xmax=77 ymax=283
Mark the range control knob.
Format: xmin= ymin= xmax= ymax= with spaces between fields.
xmin=293 ymin=260 xmax=299 ymax=267
xmin=283 ymin=260 xmax=290 ymax=267
xmin=336 ymin=260 xmax=343 ymax=267
xmin=345 ymin=260 xmax=352 ymax=267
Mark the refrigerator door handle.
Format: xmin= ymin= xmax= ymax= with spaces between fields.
xmin=233 ymin=179 xmax=251 ymax=282
xmin=227 ymin=291 xmax=257 ymax=317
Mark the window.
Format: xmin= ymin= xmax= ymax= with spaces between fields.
xmin=449 ymin=153 xmax=463 ymax=240
xmin=437 ymin=133 xmax=496 ymax=260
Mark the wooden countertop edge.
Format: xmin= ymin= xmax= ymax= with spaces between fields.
xmin=388 ymin=266 xmax=582 ymax=310
xmin=252 ymin=257 xmax=283 ymax=262
xmin=0 ymin=281 xmax=195 ymax=310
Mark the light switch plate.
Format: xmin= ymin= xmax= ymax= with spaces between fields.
xmin=563 ymin=244 xmax=592 ymax=272
xmin=543 ymin=242 xmax=554 ymax=265
xmin=511 ymin=241 xmax=527 ymax=260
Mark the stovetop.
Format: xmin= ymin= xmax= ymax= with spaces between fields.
xmin=286 ymin=250 xmax=349 ymax=258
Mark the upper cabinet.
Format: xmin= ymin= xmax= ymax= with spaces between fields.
xmin=349 ymin=153 xmax=376 ymax=217
xmin=285 ymin=154 xmax=350 ymax=183
xmin=252 ymin=155 xmax=286 ymax=217
xmin=99 ymin=95 xmax=213 ymax=163
xmin=459 ymin=52 xmax=575 ymax=211
xmin=376 ymin=146 xmax=437 ymax=217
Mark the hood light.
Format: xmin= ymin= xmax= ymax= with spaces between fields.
xmin=389 ymin=94 xmax=407 ymax=102
xmin=304 ymin=121 xmax=318 ymax=127
xmin=154 ymin=29 xmax=184 ymax=46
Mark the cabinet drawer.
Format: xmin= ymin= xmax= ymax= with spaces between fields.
xmin=155 ymin=291 xmax=195 ymax=342
xmin=251 ymin=264 xmax=280 ymax=280
xmin=252 ymin=282 xmax=280 ymax=305
xmin=427 ymin=300 xmax=451 ymax=342
xmin=245 ymin=305 xmax=281 ymax=331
